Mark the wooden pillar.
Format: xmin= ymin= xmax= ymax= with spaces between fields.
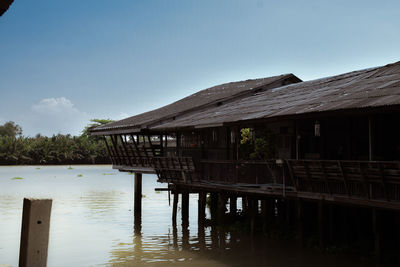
xmin=134 ymin=173 xmax=142 ymax=215
xmin=296 ymin=199 xmax=304 ymax=245
xmin=249 ymin=199 xmax=257 ymax=237
xmin=182 ymin=192 xmax=189 ymax=228
xmin=261 ymin=199 xmax=268 ymax=235
xmin=372 ymin=208 xmax=381 ymax=262
xmin=242 ymin=196 xmax=248 ymax=213
xmin=230 ymin=196 xmax=237 ymax=216
xmin=218 ymin=194 xmax=227 ymax=224
xmin=369 ymin=117 xmax=374 ymax=161
xmin=172 ymin=191 xmax=179 ymax=226
xmin=134 ymin=173 xmax=142 ymax=236
xmin=295 ymin=120 xmax=300 ymax=160
xmin=19 ymin=198 xmax=52 ymax=267
xmin=318 ymin=201 xmax=324 ymax=248
xmin=198 ymin=192 xmax=206 ymax=226
xmin=210 ymin=193 xmax=219 ymax=224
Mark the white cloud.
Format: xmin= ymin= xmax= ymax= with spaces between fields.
xmin=21 ymin=97 xmax=91 ymax=137
xmin=115 ymin=112 xmax=129 ymax=120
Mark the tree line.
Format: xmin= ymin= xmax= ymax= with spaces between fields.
xmin=0 ymin=120 xmax=112 ymax=165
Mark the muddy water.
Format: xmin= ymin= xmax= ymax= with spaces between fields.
xmin=0 ymin=166 xmax=376 ymax=266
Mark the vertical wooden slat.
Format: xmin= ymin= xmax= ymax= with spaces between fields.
xmin=338 ymin=161 xmax=350 ymax=196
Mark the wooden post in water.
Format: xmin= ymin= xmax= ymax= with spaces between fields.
xmin=172 ymin=191 xmax=179 ymax=226
xmin=182 ymin=192 xmax=189 ymax=228
xmin=134 ymin=173 xmax=142 ymax=236
xmin=19 ymin=198 xmax=52 ymax=267
xmin=318 ymin=201 xmax=324 ymax=248
xmin=198 ymin=191 xmax=206 ymax=226
xmin=210 ymin=193 xmax=219 ymax=224
xmin=296 ymin=199 xmax=304 ymax=245
xmin=372 ymin=208 xmax=382 ymax=262
xmin=218 ymin=194 xmax=227 ymax=224
xmin=249 ymin=199 xmax=257 ymax=237
xmin=230 ymin=196 xmax=237 ymax=217
xmin=261 ymin=199 xmax=268 ymax=235
xmin=134 ymin=173 xmax=142 ymax=215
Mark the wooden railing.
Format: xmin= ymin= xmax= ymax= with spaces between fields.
xmin=287 ymin=160 xmax=400 ymax=202
xmin=153 ymin=157 xmax=196 ymax=183
xmin=199 ymin=159 xmax=400 ymax=202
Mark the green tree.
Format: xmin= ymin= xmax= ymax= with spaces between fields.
xmin=0 ymin=121 xmax=22 ymax=137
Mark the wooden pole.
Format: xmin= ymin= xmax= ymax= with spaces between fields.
xmin=172 ymin=191 xmax=179 ymax=226
xmin=368 ymin=117 xmax=374 ymax=161
xmin=134 ymin=173 xmax=142 ymax=215
xmin=318 ymin=201 xmax=324 ymax=248
xmin=19 ymin=198 xmax=52 ymax=267
xmin=134 ymin=173 xmax=142 ymax=236
xmin=372 ymin=208 xmax=381 ymax=262
xmin=198 ymin=192 xmax=206 ymax=226
xmin=230 ymin=196 xmax=237 ymax=217
xmin=210 ymin=193 xmax=219 ymax=224
xmin=182 ymin=192 xmax=189 ymax=228
xmin=296 ymin=199 xmax=304 ymax=246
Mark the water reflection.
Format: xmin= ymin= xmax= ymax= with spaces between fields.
xmin=0 ymin=166 xmax=379 ymax=267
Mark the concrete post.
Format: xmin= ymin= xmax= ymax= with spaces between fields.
xmin=19 ymin=198 xmax=52 ymax=267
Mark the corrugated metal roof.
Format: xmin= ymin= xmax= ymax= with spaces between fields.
xmin=152 ymin=61 xmax=400 ymax=130
xmin=91 ymin=73 xmax=301 ymax=134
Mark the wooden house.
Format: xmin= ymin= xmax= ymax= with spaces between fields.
xmin=91 ymin=62 xmax=400 ymax=210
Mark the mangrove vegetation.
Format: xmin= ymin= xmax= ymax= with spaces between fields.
xmin=0 ymin=119 xmax=112 ymax=165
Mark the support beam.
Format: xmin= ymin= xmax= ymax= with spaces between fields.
xmin=182 ymin=192 xmax=189 ymax=228
xmin=134 ymin=173 xmax=142 ymax=216
xmin=210 ymin=193 xmax=219 ymax=224
xmin=369 ymin=117 xmax=374 ymax=161
xmin=296 ymin=199 xmax=304 ymax=245
xmin=318 ymin=201 xmax=324 ymax=248
xmin=198 ymin=192 xmax=206 ymax=226
xmin=172 ymin=191 xmax=179 ymax=226
xmin=372 ymin=208 xmax=382 ymax=262
xmin=230 ymin=196 xmax=237 ymax=216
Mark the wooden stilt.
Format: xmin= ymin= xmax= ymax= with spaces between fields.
xmin=318 ymin=201 xmax=324 ymax=248
xmin=230 ymin=196 xmax=237 ymax=217
xmin=242 ymin=196 xmax=248 ymax=213
xmin=134 ymin=173 xmax=142 ymax=215
xmin=296 ymin=199 xmax=304 ymax=245
xmin=172 ymin=191 xmax=179 ymax=226
xmin=211 ymin=193 xmax=219 ymax=224
xmin=218 ymin=194 xmax=227 ymax=224
xmin=372 ymin=208 xmax=382 ymax=262
xmin=249 ymin=199 xmax=257 ymax=237
xmin=182 ymin=192 xmax=189 ymax=228
xmin=198 ymin=192 xmax=206 ymax=226
xmin=261 ymin=199 xmax=268 ymax=235
xmin=134 ymin=173 xmax=142 ymax=236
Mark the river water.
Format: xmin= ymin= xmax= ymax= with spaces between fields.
xmin=0 ymin=165 xmax=377 ymax=266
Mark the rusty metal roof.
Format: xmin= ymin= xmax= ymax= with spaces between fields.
xmin=152 ymin=61 xmax=400 ymax=130
xmin=91 ymin=73 xmax=301 ymax=134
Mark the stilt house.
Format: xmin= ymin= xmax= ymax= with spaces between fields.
xmin=91 ymin=61 xmax=400 ymax=210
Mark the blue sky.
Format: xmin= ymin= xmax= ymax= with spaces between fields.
xmin=1 ymin=0 xmax=399 ymax=136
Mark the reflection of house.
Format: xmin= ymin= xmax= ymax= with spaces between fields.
xmin=0 ymin=0 xmax=14 ymax=17
xmin=91 ymin=61 xmax=400 ymax=209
